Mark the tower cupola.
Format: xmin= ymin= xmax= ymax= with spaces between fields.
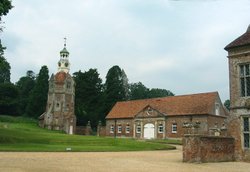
xmin=58 ymin=38 xmax=70 ymax=73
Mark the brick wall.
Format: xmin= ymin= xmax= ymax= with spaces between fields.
xmin=183 ymin=135 xmax=235 ymax=163
xmin=227 ymin=44 xmax=250 ymax=161
xmin=97 ymin=125 xmax=106 ymax=137
xmin=104 ymin=114 xmax=226 ymax=139
xmin=75 ymin=126 xmax=92 ymax=135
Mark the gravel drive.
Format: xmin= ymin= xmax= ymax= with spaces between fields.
xmin=0 ymin=146 xmax=249 ymax=172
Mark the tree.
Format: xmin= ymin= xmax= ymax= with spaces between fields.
xmin=121 ymin=69 xmax=130 ymax=100
xmin=224 ymin=99 xmax=230 ymax=110
xmin=130 ymin=82 xmax=149 ymax=100
xmin=26 ymin=66 xmax=49 ymax=118
xmin=0 ymin=83 xmax=19 ymax=115
xmin=0 ymin=1 xmax=12 ymax=82
xmin=130 ymin=82 xmax=174 ymax=100
xmin=148 ymin=88 xmax=174 ymax=98
xmin=16 ymin=70 xmax=36 ymax=115
xmin=0 ymin=0 xmax=12 ymax=22
xmin=73 ymin=69 xmax=103 ymax=128
xmin=0 ymin=55 xmax=10 ymax=83
xmin=101 ymin=66 xmax=128 ymax=121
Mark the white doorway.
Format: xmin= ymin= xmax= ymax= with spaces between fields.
xmin=69 ymin=125 xmax=73 ymax=135
xmin=144 ymin=123 xmax=155 ymax=139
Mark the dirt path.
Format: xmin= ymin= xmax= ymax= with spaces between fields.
xmin=0 ymin=148 xmax=249 ymax=172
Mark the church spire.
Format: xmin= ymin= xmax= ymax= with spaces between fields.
xmin=58 ymin=38 xmax=70 ymax=73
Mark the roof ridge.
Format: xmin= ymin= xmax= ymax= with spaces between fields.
xmin=117 ymin=91 xmax=218 ymax=104
xmin=225 ymin=25 xmax=250 ymax=50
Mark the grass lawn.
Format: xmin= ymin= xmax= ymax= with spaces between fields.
xmin=0 ymin=115 xmax=177 ymax=152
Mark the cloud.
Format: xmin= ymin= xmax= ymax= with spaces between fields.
xmin=1 ymin=0 xmax=250 ymax=102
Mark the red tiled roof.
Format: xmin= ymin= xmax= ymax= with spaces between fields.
xmin=225 ymin=25 xmax=250 ymax=50
xmin=106 ymin=92 xmax=219 ymax=119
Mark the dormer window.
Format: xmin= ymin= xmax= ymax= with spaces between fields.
xmin=240 ymin=64 xmax=250 ymax=97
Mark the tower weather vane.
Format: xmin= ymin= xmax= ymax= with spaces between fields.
xmin=64 ymin=37 xmax=67 ymax=47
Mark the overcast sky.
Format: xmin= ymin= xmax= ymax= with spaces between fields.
xmin=1 ymin=0 xmax=250 ymax=101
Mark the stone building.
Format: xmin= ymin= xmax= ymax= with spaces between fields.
xmin=39 ymin=41 xmax=76 ymax=134
xmin=105 ymin=92 xmax=227 ymax=139
xmin=225 ymin=25 xmax=250 ymax=160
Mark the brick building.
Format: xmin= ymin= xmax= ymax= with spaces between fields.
xmin=225 ymin=25 xmax=250 ymax=160
xmin=39 ymin=41 xmax=76 ymax=134
xmin=105 ymin=92 xmax=227 ymax=139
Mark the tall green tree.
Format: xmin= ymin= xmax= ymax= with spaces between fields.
xmin=16 ymin=70 xmax=36 ymax=115
xmin=0 ymin=0 xmax=12 ymax=82
xmin=148 ymin=88 xmax=174 ymax=98
xmin=121 ymin=69 xmax=130 ymax=99
xmin=130 ymin=82 xmax=149 ymax=100
xmin=26 ymin=66 xmax=49 ymax=118
xmin=73 ymin=69 xmax=103 ymax=128
xmin=0 ymin=83 xmax=19 ymax=115
xmin=130 ymin=82 xmax=174 ymax=100
xmin=102 ymin=65 xmax=128 ymax=121
xmin=0 ymin=55 xmax=10 ymax=83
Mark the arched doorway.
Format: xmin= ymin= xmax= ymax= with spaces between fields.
xmin=144 ymin=123 xmax=155 ymax=139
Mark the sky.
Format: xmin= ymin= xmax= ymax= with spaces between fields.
xmin=1 ymin=0 xmax=250 ymax=102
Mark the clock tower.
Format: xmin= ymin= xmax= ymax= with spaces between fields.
xmin=39 ymin=39 xmax=76 ymax=134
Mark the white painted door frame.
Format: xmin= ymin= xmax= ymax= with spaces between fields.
xmin=143 ymin=123 xmax=155 ymax=139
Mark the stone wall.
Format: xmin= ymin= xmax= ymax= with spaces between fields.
xmin=183 ymin=135 xmax=235 ymax=163
xmin=227 ymin=44 xmax=250 ymax=161
xmin=75 ymin=126 xmax=92 ymax=135
xmin=97 ymin=125 xmax=106 ymax=137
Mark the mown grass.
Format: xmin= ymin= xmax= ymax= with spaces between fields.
xmin=0 ymin=115 xmax=177 ymax=152
xmin=146 ymin=139 xmax=182 ymax=145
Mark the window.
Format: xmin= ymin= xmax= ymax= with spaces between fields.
xmin=240 ymin=64 xmax=250 ymax=97
xmin=243 ymin=117 xmax=250 ymax=148
xmin=65 ymin=104 xmax=69 ymax=111
xmin=215 ymin=103 xmax=220 ymax=116
xmin=110 ymin=125 xmax=114 ymax=133
xmin=158 ymin=124 xmax=164 ymax=133
xmin=118 ymin=125 xmax=122 ymax=133
xmin=136 ymin=125 xmax=141 ymax=133
xmin=126 ymin=125 xmax=130 ymax=133
xmin=172 ymin=123 xmax=177 ymax=133
xmin=67 ymin=82 xmax=71 ymax=89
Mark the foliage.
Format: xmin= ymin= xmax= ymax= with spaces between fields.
xmin=0 ymin=53 xmax=10 ymax=83
xmin=0 ymin=116 xmax=175 ymax=152
xmin=26 ymin=66 xmax=49 ymax=118
xmin=121 ymin=69 xmax=130 ymax=99
xmin=0 ymin=0 xmax=12 ymax=21
xmin=0 ymin=0 xmax=12 ymax=81
xmin=73 ymin=69 xmax=103 ymax=128
xmin=0 ymin=83 xmax=19 ymax=115
xmin=130 ymin=82 xmax=149 ymax=100
xmin=148 ymin=88 xmax=174 ymax=98
xmin=15 ymin=70 xmax=36 ymax=115
xmin=224 ymin=99 xmax=230 ymax=110
xmin=102 ymin=66 xmax=129 ymax=121
xmin=130 ymin=82 xmax=174 ymax=100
